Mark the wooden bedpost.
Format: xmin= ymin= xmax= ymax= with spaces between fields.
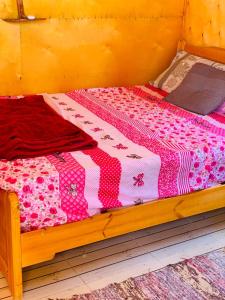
xmin=0 ymin=190 xmax=23 ymax=300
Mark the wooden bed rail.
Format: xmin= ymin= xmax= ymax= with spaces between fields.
xmin=0 ymin=184 xmax=225 ymax=299
xmin=21 ymin=184 xmax=225 ymax=268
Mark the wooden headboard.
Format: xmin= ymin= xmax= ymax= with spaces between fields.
xmin=184 ymin=44 xmax=225 ymax=64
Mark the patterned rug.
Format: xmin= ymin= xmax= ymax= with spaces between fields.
xmin=52 ymin=248 xmax=225 ymax=300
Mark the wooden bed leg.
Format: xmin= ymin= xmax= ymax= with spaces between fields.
xmin=0 ymin=190 xmax=23 ymax=300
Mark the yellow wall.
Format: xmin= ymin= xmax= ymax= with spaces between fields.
xmin=184 ymin=0 xmax=225 ymax=48
xmin=1 ymin=0 xmax=225 ymax=95
xmin=0 ymin=0 xmax=184 ymax=95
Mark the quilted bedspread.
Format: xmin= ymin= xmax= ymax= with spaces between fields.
xmin=0 ymin=84 xmax=224 ymax=232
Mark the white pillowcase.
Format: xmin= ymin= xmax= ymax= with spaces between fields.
xmin=153 ymin=51 xmax=225 ymax=93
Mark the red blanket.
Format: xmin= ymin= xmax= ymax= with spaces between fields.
xmin=0 ymin=95 xmax=97 ymax=160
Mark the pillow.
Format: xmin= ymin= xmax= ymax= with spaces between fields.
xmin=165 ymin=63 xmax=225 ymax=115
xmin=216 ymin=101 xmax=225 ymax=115
xmin=153 ymin=51 xmax=225 ymax=93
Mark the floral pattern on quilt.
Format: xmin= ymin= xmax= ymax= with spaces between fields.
xmin=0 ymin=85 xmax=224 ymax=232
xmin=85 ymin=85 xmax=225 ymax=192
xmin=87 ymin=86 xmax=223 ymax=148
xmin=189 ymin=145 xmax=225 ymax=190
xmin=0 ymin=157 xmax=67 ymax=232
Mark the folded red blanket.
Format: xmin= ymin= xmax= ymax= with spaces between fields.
xmin=0 ymin=95 xmax=97 ymax=160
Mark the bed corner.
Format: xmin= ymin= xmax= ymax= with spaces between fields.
xmin=0 ymin=190 xmax=23 ymax=300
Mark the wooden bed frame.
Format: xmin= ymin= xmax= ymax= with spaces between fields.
xmin=0 ymin=45 xmax=225 ymax=299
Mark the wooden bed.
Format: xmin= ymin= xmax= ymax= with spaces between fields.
xmin=0 ymin=45 xmax=225 ymax=300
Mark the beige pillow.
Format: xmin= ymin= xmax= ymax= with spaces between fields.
xmin=153 ymin=51 xmax=225 ymax=93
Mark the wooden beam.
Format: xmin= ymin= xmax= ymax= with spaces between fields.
xmin=3 ymin=0 xmax=46 ymax=22
xmin=16 ymin=0 xmax=26 ymax=19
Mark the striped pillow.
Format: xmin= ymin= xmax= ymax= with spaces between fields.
xmin=153 ymin=51 xmax=225 ymax=93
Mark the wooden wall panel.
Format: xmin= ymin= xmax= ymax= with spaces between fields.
xmin=23 ymin=0 xmax=184 ymax=19
xmin=0 ymin=0 xmax=17 ymax=19
xmin=0 ymin=20 xmax=21 ymax=95
xmin=0 ymin=0 xmax=184 ymax=95
xmin=184 ymin=0 xmax=225 ymax=48
xmin=20 ymin=17 xmax=182 ymax=94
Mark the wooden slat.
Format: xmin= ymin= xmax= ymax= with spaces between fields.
xmin=185 ymin=44 xmax=225 ymax=63
xmin=1 ymin=185 xmax=225 ymax=299
xmin=1 ymin=209 xmax=225 ymax=300
xmin=23 ymin=219 xmax=225 ymax=290
xmin=104 ymin=185 xmax=225 ymax=238
xmin=80 ymin=229 xmax=225 ymax=294
xmin=23 ymin=213 xmax=225 ymax=282
xmin=26 ymin=207 xmax=225 ymax=271
xmin=0 ymin=277 xmax=8 ymax=289
xmin=22 ymin=213 xmax=111 ymax=267
xmin=21 ymin=185 xmax=225 ymax=268
xmin=0 ymin=191 xmax=23 ymax=300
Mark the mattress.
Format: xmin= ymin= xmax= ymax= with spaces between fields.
xmin=0 ymin=84 xmax=224 ymax=232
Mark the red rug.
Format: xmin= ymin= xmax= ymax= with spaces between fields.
xmin=53 ymin=247 xmax=225 ymax=299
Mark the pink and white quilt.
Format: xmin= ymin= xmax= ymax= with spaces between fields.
xmin=0 ymin=84 xmax=224 ymax=232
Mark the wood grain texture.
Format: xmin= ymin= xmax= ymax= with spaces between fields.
xmin=1 ymin=184 xmax=225 ymax=299
xmin=2 ymin=207 xmax=225 ymax=300
xmin=0 ymin=0 xmax=184 ymax=95
xmin=16 ymin=0 xmax=26 ymax=18
xmin=21 ymin=185 xmax=225 ymax=268
xmin=183 ymin=0 xmax=225 ymax=49
xmin=0 ymin=190 xmax=23 ymax=300
xmin=184 ymin=44 xmax=225 ymax=63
